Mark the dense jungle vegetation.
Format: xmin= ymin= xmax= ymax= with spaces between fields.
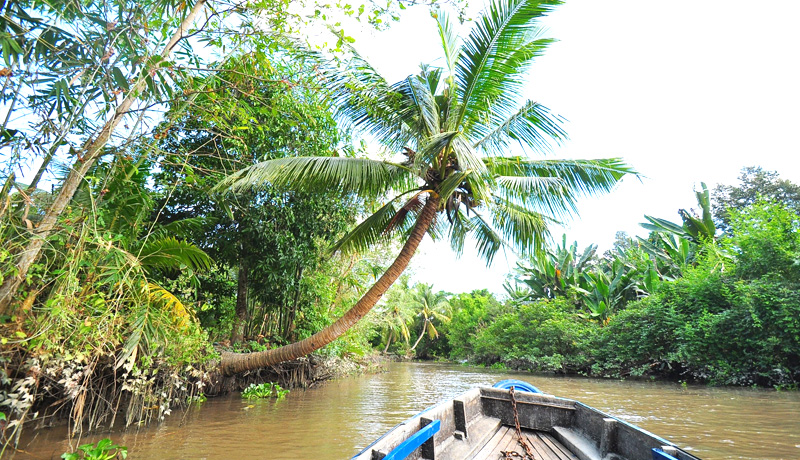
xmin=0 ymin=0 xmax=797 ymax=452
xmin=382 ymin=168 xmax=800 ymax=388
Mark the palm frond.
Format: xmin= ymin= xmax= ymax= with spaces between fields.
xmin=450 ymin=133 xmax=489 ymax=177
xmin=323 ymin=47 xmax=416 ymax=151
xmin=385 ymin=192 xmax=426 ymax=234
xmin=447 ymin=207 xmax=473 ymax=257
xmin=487 ymin=157 xmax=636 ymax=209
xmin=468 ymin=212 xmax=507 ymax=264
xmin=473 ymin=100 xmax=567 ymax=154
xmin=215 ymin=157 xmax=416 ymax=199
xmin=137 ymin=236 xmax=212 ymax=271
xmin=494 ymin=175 xmax=578 ymax=219
xmin=330 ymin=191 xmax=418 ymax=254
xmin=416 ymin=131 xmax=459 ymax=171
xmin=489 ymin=196 xmax=551 ymax=255
xmin=463 ymin=36 xmax=559 ymax=146
xmin=438 ymin=169 xmax=474 ymax=204
xmin=449 ymin=135 xmax=492 ymax=207
xmin=455 ymin=0 xmax=562 ymax=130
xmin=396 ymin=70 xmax=440 ymax=138
xmin=427 ymin=322 xmax=439 ymax=339
xmin=436 ymin=10 xmax=461 ymax=75
xmin=153 ymin=217 xmax=207 ymax=239
xmin=148 ymin=282 xmax=191 ymax=329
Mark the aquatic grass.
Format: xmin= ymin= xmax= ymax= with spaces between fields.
xmin=241 ymin=382 xmax=289 ymax=399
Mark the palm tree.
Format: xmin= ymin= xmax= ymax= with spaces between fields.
xmin=216 ymin=0 xmax=635 ymax=375
xmin=380 ymin=300 xmax=413 ymax=353
xmin=408 ymin=284 xmax=450 ymax=352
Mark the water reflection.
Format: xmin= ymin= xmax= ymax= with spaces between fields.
xmin=11 ymin=362 xmax=800 ymax=460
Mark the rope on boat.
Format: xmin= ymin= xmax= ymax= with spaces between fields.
xmin=500 ymin=386 xmax=538 ymax=460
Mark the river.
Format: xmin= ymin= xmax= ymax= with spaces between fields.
xmin=10 ymin=362 xmax=800 ymax=459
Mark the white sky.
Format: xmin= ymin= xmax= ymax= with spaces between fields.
xmin=348 ymin=0 xmax=800 ymax=295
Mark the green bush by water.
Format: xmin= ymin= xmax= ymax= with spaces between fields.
xmin=242 ymin=382 xmax=289 ymax=399
xmin=61 ymin=439 xmax=127 ymax=460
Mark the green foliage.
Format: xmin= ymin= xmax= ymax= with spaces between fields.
xmin=512 ymin=234 xmax=597 ymax=302
xmin=511 ymin=234 xmax=654 ymax=324
xmin=712 ymin=166 xmax=800 ymax=233
xmin=0 ymin=0 xmax=465 ymax=440
xmin=61 ymin=438 xmax=127 ymax=460
xmin=642 ymin=182 xmax=716 ymax=244
xmin=154 ymin=55 xmax=359 ymax=344
xmin=590 ymin=296 xmax=684 ymax=378
xmin=446 ymin=290 xmax=505 ymax=359
xmin=589 ymin=211 xmax=800 ymax=385
xmin=242 ymin=382 xmax=289 ymax=399
xmin=471 ymin=298 xmax=593 ymax=372
xmin=372 ymin=276 xmax=414 ymax=354
xmin=443 ymin=196 xmax=800 ymax=387
xmin=222 ymin=0 xmax=634 ymax=268
xmin=727 ymin=201 xmax=800 ymax=282
xmin=407 ymin=284 xmax=451 ymax=353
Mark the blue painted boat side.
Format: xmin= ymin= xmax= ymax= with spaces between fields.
xmin=382 ymin=419 xmax=441 ymax=460
xmin=653 ymin=448 xmax=681 ymax=460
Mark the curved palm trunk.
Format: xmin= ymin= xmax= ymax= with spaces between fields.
xmin=409 ymin=321 xmax=427 ymax=352
xmin=383 ymin=331 xmax=393 ymax=354
xmin=219 ymin=194 xmax=439 ymax=375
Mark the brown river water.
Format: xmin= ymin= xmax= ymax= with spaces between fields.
xmin=9 ymin=361 xmax=800 ymax=460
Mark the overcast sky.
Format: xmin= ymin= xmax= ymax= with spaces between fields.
xmin=349 ymin=0 xmax=800 ymax=295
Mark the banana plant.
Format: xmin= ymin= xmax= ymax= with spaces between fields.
xmin=577 ymin=258 xmax=643 ymax=325
xmin=639 ymin=182 xmax=718 ymax=279
xmin=513 ymin=234 xmax=597 ymax=302
xmin=642 ymin=182 xmax=716 ymax=243
xmin=637 ymin=232 xmax=691 ymax=280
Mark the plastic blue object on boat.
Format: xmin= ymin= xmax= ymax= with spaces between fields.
xmin=492 ymin=379 xmax=542 ymax=394
xmin=652 ymin=448 xmax=681 ymax=460
xmin=382 ymin=419 xmax=441 ymax=460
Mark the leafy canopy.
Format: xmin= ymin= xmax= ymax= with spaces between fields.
xmin=218 ymin=0 xmax=635 ymax=264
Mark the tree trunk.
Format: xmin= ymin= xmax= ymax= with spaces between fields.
xmin=0 ymin=0 xmax=208 ymax=314
xmin=230 ymin=259 xmax=249 ymax=344
xmin=219 ymin=194 xmax=440 ymax=375
xmin=24 ymin=150 xmax=54 ymax=195
xmin=410 ymin=321 xmax=427 ymax=352
xmin=283 ymin=265 xmax=303 ymax=339
xmin=383 ymin=331 xmax=394 ymax=354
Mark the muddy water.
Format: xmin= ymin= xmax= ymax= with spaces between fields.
xmin=11 ymin=362 xmax=800 ymax=460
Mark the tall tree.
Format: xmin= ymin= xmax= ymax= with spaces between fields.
xmin=712 ymin=166 xmax=800 ymax=233
xmin=154 ymin=55 xmax=354 ymax=344
xmin=0 ymin=0 xmax=210 ymax=312
xmin=0 ymin=0 xmax=312 ymax=313
xmin=216 ymin=0 xmax=635 ymax=375
xmin=408 ymin=284 xmax=450 ymax=352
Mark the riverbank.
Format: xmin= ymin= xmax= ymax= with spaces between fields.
xmin=0 ymin=349 xmax=383 ymax=453
xmin=407 ymin=287 xmax=800 ymax=388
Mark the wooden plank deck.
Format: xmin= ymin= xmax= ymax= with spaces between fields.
xmin=469 ymin=425 xmax=580 ymax=460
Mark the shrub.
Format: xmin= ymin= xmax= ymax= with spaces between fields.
xmin=471 ymin=299 xmax=594 ymax=372
xmin=241 ymin=382 xmax=289 ymax=399
xmin=591 ymin=296 xmax=684 ymax=378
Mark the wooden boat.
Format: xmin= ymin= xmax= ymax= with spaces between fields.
xmin=352 ymin=380 xmax=701 ymax=460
